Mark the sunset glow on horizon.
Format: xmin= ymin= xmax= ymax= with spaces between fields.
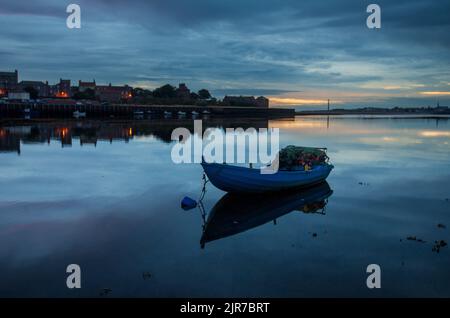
xmin=419 ymin=92 xmax=450 ymax=96
xmin=269 ymin=97 xmax=337 ymax=106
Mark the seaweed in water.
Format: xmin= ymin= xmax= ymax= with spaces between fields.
xmin=99 ymin=288 xmax=112 ymax=296
xmin=143 ymin=272 xmax=152 ymax=280
xmin=432 ymin=240 xmax=448 ymax=253
xmin=406 ymin=236 xmax=426 ymax=243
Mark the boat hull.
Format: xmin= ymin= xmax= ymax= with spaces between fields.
xmin=201 ymin=162 xmax=333 ymax=193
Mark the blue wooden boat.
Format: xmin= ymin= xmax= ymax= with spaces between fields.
xmin=201 ymin=162 xmax=334 ymax=193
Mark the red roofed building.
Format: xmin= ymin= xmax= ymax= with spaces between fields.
xmin=0 ymin=69 xmax=18 ymax=91
xmin=78 ymin=80 xmax=96 ymax=92
xmin=95 ymin=83 xmax=132 ymax=102
xmin=49 ymin=79 xmax=71 ymax=98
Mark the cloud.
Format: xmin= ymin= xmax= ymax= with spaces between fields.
xmin=0 ymin=0 xmax=449 ymax=107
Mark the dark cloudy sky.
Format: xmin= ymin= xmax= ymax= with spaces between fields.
xmin=0 ymin=0 xmax=449 ymax=108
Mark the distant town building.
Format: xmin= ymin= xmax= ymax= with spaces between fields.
xmin=1 ymin=69 xmax=240 ymax=107
xmin=0 ymin=69 xmax=18 ymax=91
xmin=78 ymin=80 xmax=96 ymax=92
xmin=19 ymin=80 xmax=50 ymax=98
xmin=223 ymin=96 xmax=254 ymax=106
xmin=50 ymin=79 xmax=71 ymax=98
xmin=8 ymin=91 xmax=30 ymax=101
xmin=223 ymin=95 xmax=269 ymax=108
xmin=256 ymin=96 xmax=269 ymax=108
xmin=176 ymin=83 xmax=191 ymax=99
xmin=95 ymin=83 xmax=132 ymax=102
xmin=60 ymin=79 xmax=71 ymax=97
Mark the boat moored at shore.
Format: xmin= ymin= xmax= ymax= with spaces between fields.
xmin=201 ymin=161 xmax=333 ymax=193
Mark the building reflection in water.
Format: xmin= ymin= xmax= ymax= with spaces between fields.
xmin=0 ymin=127 xmax=21 ymax=155
xmin=0 ymin=118 xmax=272 ymax=154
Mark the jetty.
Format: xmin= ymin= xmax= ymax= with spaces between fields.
xmin=0 ymin=101 xmax=295 ymax=119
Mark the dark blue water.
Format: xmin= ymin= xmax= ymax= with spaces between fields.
xmin=1 ymin=116 xmax=449 ymax=297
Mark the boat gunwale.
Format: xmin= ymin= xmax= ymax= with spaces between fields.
xmin=201 ymin=161 xmax=334 ymax=175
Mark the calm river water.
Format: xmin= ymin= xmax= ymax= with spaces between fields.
xmin=0 ymin=115 xmax=449 ymax=297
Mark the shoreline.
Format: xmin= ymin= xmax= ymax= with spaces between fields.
xmin=0 ymin=102 xmax=295 ymax=120
xmin=295 ymin=109 xmax=450 ymax=117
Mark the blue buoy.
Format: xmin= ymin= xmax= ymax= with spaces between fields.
xmin=181 ymin=196 xmax=197 ymax=210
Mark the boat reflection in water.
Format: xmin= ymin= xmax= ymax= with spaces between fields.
xmin=200 ymin=182 xmax=333 ymax=248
